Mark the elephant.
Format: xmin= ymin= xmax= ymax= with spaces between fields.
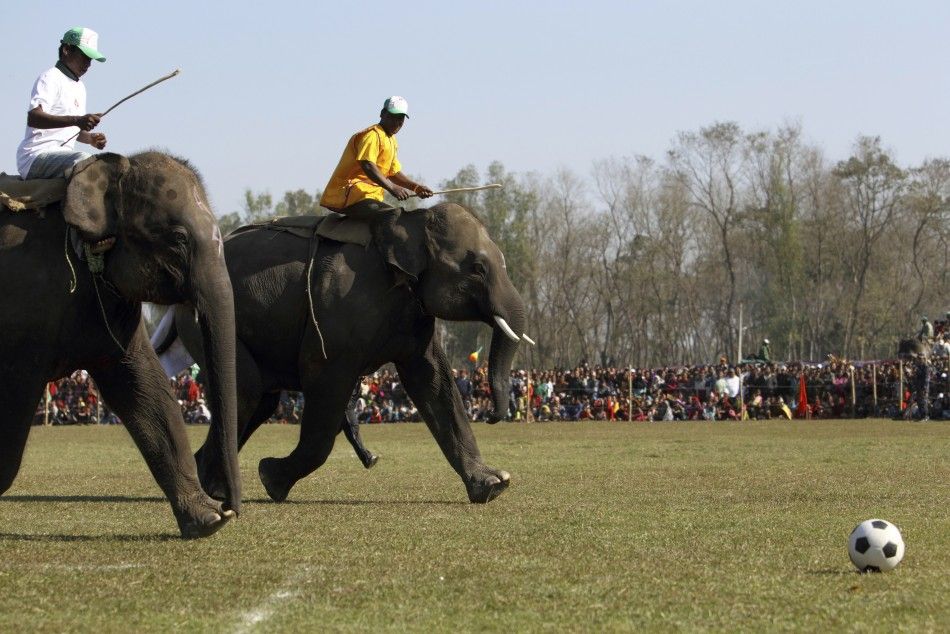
xmin=0 ymin=152 xmax=241 ymax=538
xmin=898 ymin=339 xmax=929 ymax=359
xmin=162 ymin=202 xmax=529 ymax=504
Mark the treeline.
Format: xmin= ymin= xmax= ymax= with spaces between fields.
xmin=224 ymin=122 xmax=950 ymax=368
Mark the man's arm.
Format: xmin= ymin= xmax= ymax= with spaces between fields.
xmin=359 ymin=160 xmax=412 ymax=200
xmin=27 ymin=106 xmax=101 ymax=132
xmin=390 ymin=172 xmax=433 ymax=198
xmin=358 ymin=160 xmax=433 ymax=201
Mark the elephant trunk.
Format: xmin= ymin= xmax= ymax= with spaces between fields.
xmin=190 ymin=270 xmax=242 ymax=514
xmin=486 ymin=297 xmax=526 ymax=424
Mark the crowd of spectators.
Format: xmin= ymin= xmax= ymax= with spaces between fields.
xmin=33 ymin=351 xmax=950 ymax=426
xmin=481 ymin=357 xmax=949 ymax=422
xmin=32 ymin=369 xmax=119 ymax=425
xmin=34 ymin=366 xmax=209 ymax=426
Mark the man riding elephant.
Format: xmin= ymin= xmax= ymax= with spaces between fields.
xmin=319 ymin=96 xmax=434 ymax=216
xmin=313 ymin=95 xmax=434 ymax=469
xmin=17 ymin=27 xmax=108 ymax=180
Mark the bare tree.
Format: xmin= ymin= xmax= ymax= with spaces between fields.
xmin=669 ymin=122 xmax=748 ymax=358
xmin=833 ymin=137 xmax=906 ymax=356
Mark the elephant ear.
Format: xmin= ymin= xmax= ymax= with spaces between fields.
xmin=374 ymin=209 xmax=427 ymax=283
xmin=63 ymin=152 xmax=131 ymax=237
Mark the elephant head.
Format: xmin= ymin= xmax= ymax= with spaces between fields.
xmin=382 ymin=202 xmax=530 ymax=422
xmin=62 ymin=151 xmax=241 ymax=512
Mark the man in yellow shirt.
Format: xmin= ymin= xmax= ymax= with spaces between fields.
xmin=320 ymin=96 xmax=433 ymax=214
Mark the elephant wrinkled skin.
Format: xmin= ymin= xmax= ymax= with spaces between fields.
xmin=0 ymin=152 xmax=241 ymax=538
xmin=176 ymin=203 xmax=527 ymax=504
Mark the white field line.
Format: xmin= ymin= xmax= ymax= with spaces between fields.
xmin=41 ymin=563 xmax=144 ymax=572
xmin=233 ymin=565 xmax=311 ymax=634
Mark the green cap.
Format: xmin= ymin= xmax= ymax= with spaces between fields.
xmin=61 ymin=27 xmax=106 ymax=62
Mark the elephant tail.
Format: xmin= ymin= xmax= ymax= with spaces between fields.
xmin=150 ymin=306 xmax=196 ymax=377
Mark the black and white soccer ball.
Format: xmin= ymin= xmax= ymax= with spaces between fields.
xmin=848 ymin=519 xmax=905 ymax=572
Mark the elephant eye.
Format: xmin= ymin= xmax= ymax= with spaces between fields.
xmin=169 ymin=226 xmax=189 ymax=244
xmin=473 ymin=261 xmax=488 ymax=278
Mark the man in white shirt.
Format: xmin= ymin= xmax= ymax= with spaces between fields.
xmin=16 ymin=27 xmax=107 ymax=180
xmin=724 ymin=368 xmax=741 ymax=399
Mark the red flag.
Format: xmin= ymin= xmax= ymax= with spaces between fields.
xmin=795 ymin=374 xmax=809 ymax=418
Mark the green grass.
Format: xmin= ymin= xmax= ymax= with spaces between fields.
xmin=0 ymin=420 xmax=947 ymax=632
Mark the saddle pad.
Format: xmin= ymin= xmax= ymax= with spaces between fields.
xmin=314 ymin=212 xmax=371 ymax=247
xmin=0 ymin=173 xmax=66 ymax=212
xmin=227 ymin=213 xmax=371 ymax=247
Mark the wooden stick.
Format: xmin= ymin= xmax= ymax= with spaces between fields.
xmin=60 ymin=69 xmax=181 ymax=146
xmin=410 ymin=183 xmax=502 ymax=197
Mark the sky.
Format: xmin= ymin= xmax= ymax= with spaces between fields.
xmin=3 ymin=1 xmax=949 ymax=216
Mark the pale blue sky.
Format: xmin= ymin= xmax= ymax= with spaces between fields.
xmin=3 ymin=1 xmax=948 ymax=215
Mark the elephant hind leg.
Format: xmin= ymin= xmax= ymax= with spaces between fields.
xmin=341 ymin=381 xmax=378 ymax=469
xmin=201 ymin=392 xmax=279 ymax=501
xmin=0 ymin=375 xmax=45 ymax=495
xmin=259 ymin=378 xmax=355 ymax=502
xmin=240 ymin=391 xmax=281 ymax=447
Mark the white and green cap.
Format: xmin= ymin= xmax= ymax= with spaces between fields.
xmin=61 ymin=27 xmax=106 ymax=62
xmin=383 ymin=96 xmax=409 ymax=117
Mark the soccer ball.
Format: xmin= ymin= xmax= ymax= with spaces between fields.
xmin=848 ymin=519 xmax=905 ymax=572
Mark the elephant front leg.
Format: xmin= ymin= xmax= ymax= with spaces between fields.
xmin=396 ymin=341 xmax=510 ymax=504
xmin=92 ymin=324 xmax=234 ymax=538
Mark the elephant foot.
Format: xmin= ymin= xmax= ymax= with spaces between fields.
xmin=466 ymin=469 xmax=511 ymax=504
xmin=259 ymin=457 xmax=292 ymax=503
xmin=360 ymin=452 xmax=379 ymax=469
xmin=175 ymin=497 xmax=235 ymax=539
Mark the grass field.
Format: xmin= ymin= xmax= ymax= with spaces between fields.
xmin=0 ymin=420 xmax=947 ymax=632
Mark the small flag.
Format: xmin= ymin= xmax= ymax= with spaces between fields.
xmin=468 ymin=347 xmax=482 ymax=363
xmin=795 ymin=374 xmax=808 ymax=418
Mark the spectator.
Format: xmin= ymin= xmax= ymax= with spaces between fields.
xmin=455 ymin=369 xmax=473 ymax=413
xmin=932 ymin=336 xmax=950 ymax=359
xmin=724 ymin=368 xmax=741 ymax=399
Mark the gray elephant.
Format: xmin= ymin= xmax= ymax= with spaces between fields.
xmin=165 ymin=202 xmax=529 ymax=504
xmin=0 ymin=152 xmax=240 ymax=538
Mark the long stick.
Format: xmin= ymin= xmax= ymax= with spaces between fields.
xmin=60 ymin=69 xmax=181 ymax=146
xmin=409 ymin=183 xmax=502 ymax=198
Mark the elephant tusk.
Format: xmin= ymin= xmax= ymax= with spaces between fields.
xmin=522 ymin=334 xmax=536 ymax=346
xmin=493 ymin=315 xmax=521 ymax=342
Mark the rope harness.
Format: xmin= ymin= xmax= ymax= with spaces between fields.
xmin=306 ymin=229 xmax=329 ymax=360
xmin=61 ymin=172 xmax=128 ymax=354
xmin=62 ymin=235 xmax=126 ymax=353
